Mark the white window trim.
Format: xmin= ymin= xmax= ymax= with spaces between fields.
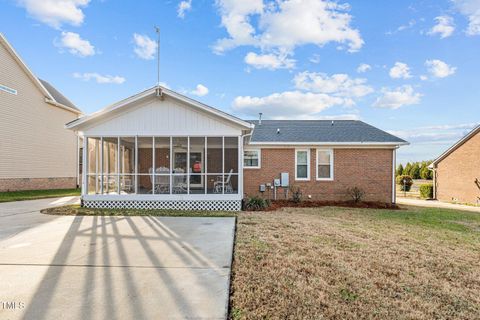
xmin=316 ymin=149 xmax=334 ymax=181
xmin=295 ymin=149 xmax=310 ymax=181
xmin=243 ymin=149 xmax=261 ymax=169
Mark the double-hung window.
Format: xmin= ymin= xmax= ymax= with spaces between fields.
xmin=244 ymin=149 xmax=261 ymax=168
xmin=316 ymin=149 xmax=333 ymax=180
xmin=295 ymin=149 xmax=310 ymax=180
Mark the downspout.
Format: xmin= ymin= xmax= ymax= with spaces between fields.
xmin=392 ymin=146 xmax=398 ymax=204
xmin=240 ymin=130 xmax=254 ymax=199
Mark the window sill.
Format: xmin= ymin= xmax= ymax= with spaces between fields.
xmin=244 ymin=166 xmax=261 ymax=169
xmin=316 ymin=178 xmax=334 ymax=181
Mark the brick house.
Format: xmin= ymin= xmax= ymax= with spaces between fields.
xmin=66 ymin=85 xmax=407 ymax=211
xmin=430 ymin=125 xmax=480 ymax=205
xmin=0 ymin=33 xmax=82 ymax=191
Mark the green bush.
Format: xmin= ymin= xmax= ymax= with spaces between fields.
xmin=396 ymin=175 xmax=413 ymax=192
xmin=419 ymin=184 xmax=434 ymax=199
xmin=244 ymin=196 xmax=269 ymax=211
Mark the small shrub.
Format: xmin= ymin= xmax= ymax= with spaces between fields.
xmin=289 ymin=185 xmax=302 ymax=203
xmin=244 ymin=196 xmax=269 ymax=211
xmin=347 ymin=186 xmax=365 ymax=203
xmin=419 ymin=184 xmax=434 ymax=199
xmin=396 ymin=175 xmax=413 ymax=192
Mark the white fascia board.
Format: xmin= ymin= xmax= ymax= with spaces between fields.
xmin=66 ymin=85 xmax=254 ymax=131
xmin=46 ymin=98 xmax=83 ymax=115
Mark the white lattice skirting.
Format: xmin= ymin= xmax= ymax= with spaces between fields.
xmin=82 ymin=200 xmax=242 ymax=211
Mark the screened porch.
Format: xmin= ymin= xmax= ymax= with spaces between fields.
xmin=85 ymin=136 xmax=241 ymax=197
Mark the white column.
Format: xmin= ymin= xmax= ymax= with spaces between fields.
xmin=134 ymin=136 xmax=138 ymax=194
xmin=238 ymin=136 xmax=243 ymax=196
xmin=392 ymin=148 xmax=396 ymax=204
xmin=82 ymin=136 xmax=87 ymax=196
xmin=187 ymin=137 xmax=190 ymax=194
xmin=100 ymin=137 xmax=104 ymax=194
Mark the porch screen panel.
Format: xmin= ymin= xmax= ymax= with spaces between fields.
xmin=224 ymin=137 xmax=239 ymax=194
xmin=172 ymin=137 xmax=188 ymax=194
xmin=189 ymin=137 xmax=205 ymax=194
xmin=102 ymin=137 xmax=119 ymax=194
xmin=119 ymin=137 xmax=135 ymax=194
xmin=154 ymin=137 xmax=170 ymax=194
xmin=137 ymin=137 xmax=153 ymax=194
xmin=87 ymin=137 xmax=101 ymax=194
xmin=207 ymin=137 xmax=223 ymax=194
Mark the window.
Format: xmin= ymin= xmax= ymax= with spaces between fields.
xmin=244 ymin=149 xmax=260 ymax=168
xmin=316 ymin=149 xmax=333 ymax=180
xmin=295 ymin=149 xmax=310 ymax=180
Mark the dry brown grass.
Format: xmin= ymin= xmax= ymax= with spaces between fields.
xmin=230 ymin=206 xmax=480 ymax=319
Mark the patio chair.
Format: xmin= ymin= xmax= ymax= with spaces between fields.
xmin=173 ymin=168 xmax=187 ymax=194
xmin=214 ymin=169 xmax=234 ymax=193
xmin=155 ymin=167 xmax=170 ymax=193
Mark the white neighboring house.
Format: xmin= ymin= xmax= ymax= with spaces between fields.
xmin=66 ymin=85 xmax=253 ymax=211
xmin=0 ymin=33 xmax=82 ymax=191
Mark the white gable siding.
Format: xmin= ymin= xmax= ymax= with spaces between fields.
xmin=0 ymin=39 xmax=78 ymax=179
xmin=81 ymin=95 xmax=242 ymax=136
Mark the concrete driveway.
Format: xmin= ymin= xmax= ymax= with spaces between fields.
xmin=0 ymin=197 xmax=236 ymax=320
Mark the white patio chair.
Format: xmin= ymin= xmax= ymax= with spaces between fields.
xmin=155 ymin=167 xmax=170 ymax=193
xmin=214 ymin=169 xmax=234 ymax=193
xmin=173 ymin=168 xmax=187 ymax=194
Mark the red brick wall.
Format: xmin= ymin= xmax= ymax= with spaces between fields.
xmin=0 ymin=177 xmax=77 ymax=192
xmin=243 ymin=148 xmax=394 ymax=203
xmin=435 ymin=132 xmax=480 ymax=204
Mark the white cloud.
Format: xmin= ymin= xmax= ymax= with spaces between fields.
xmin=177 ymin=0 xmax=192 ymax=18
xmin=133 ymin=33 xmax=157 ymax=60
xmin=57 ymin=31 xmax=95 ymax=57
xmin=293 ymin=71 xmax=373 ymax=98
xmin=425 ymin=59 xmax=456 ymax=78
xmin=428 ymin=15 xmax=455 ymax=38
xmin=452 ymin=0 xmax=480 ymax=35
xmin=373 ymin=85 xmax=422 ymax=109
xmin=73 ymin=72 xmax=126 ymax=84
xmin=214 ymin=0 xmax=363 ymax=59
xmin=356 ymin=63 xmax=371 ymax=73
xmin=309 ymin=54 xmax=321 ymax=64
xmin=389 ymin=62 xmax=412 ymax=79
xmin=420 ymin=75 xmax=428 ymax=81
xmin=17 ymin=0 xmax=90 ymax=28
xmin=190 ymin=84 xmax=209 ymax=96
xmin=388 ymin=122 xmax=478 ymax=144
xmin=244 ymin=52 xmax=295 ymax=69
xmin=232 ymin=91 xmax=345 ymax=119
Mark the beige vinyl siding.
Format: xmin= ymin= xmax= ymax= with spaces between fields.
xmin=0 ymin=40 xmax=78 ymax=179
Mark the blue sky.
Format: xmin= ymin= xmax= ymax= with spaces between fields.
xmin=1 ymin=0 xmax=480 ymax=164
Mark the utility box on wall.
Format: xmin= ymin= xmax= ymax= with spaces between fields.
xmin=281 ymin=172 xmax=289 ymax=187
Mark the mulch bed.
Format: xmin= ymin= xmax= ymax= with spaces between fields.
xmin=263 ymin=200 xmax=400 ymax=211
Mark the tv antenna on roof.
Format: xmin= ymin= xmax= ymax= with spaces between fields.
xmin=154 ymin=26 xmax=160 ymax=86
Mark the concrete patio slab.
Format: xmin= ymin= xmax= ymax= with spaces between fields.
xmin=0 ymin=198 xmax=235 ymax=320
xmin=397 ymin=197 xmax=480 ymax=213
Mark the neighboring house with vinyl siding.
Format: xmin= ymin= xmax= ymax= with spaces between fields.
xmin=0 ymin=33 xmax=82 ymax=191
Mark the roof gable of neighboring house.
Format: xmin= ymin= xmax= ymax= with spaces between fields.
xmin=247 ymin=120 xmax=408 ymax=145
xmin=431 ymin=124 xmax=480 ymax=167
xmin=66 ymin=86 xmax=254 ymax=135
xmin=0 ymin=33 xmax=81 ymax=114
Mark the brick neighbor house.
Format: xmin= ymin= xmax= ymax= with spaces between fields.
xmin=66 ymin=85 xmax=407 ymax=211
xmin=0 ymin=33 xmax=82 ymax=191
xmin=430 ymin=125 xmax=480 ymax=205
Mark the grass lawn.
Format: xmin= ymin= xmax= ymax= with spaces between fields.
xmin=230 ymin=206 xmax=480 ymax=319
xmin=0 ymin=188 xmax=80 ymax=203
xmin=41 ymin=204 xmax=236 ymax=217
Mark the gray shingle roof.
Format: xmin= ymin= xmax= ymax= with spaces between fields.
xmin=39 ymin=79 xmax=81 ymax=112
xmin=246 ymin=120 xmax=407 ymax=144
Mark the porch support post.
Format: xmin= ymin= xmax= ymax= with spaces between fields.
xmin=100 ymin=137 xmax=104 ymax=194
xmin=117 ymin=137 xmax=120 ymax=194
xmin=238 ymin=135 xmax=243 ymax=197
xmin=169 ymin=137 xmax=173 ymax=195
xmin=82 ymin=136 xmax=87 ymax=196
xmin=187 ymin=136 xmax=190 ymax=194
xmin=134 ymin=136 xmax=138 ymax=194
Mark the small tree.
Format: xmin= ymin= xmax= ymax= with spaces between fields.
xmin=396 ymin=164 xmax=404 ymax=177
xmin=420 ymin=166 xmax=432 ymax=180
xmin=396 ymin=175 xmax=413 ymax=191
